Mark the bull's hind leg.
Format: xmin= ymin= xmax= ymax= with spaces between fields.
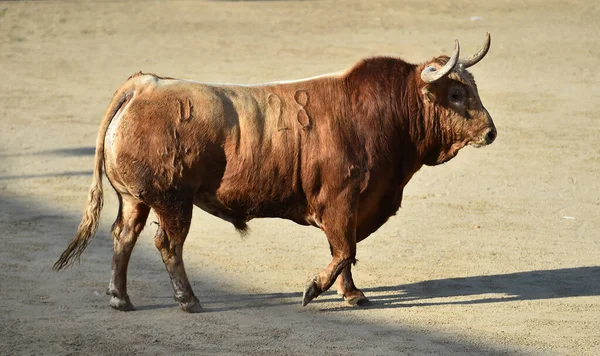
xmin=153 ymin=196 xmax=201 ymax=313
xmin=107 ymin=194 xmax=150 ymax=311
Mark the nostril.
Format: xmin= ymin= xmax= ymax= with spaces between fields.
xmin=486 ymin=129 xmax=497 ymax=144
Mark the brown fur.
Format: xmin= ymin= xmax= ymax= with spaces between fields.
xmin=55 ymin=49 xmax=495 ymax=311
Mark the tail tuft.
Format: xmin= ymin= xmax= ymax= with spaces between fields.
xmin=53 ymin=182 xmax=104 ymax=271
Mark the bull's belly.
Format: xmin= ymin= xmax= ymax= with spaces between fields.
xmin=193 ymin=189 xmax=312 ymax=230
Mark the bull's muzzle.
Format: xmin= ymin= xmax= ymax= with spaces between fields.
xmin=470 ymin=127 xmax=497 ymax=148
xmin=484 ymin=127 xmax=497 ymax=145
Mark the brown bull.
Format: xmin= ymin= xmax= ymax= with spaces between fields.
xmin=55 ymin=34 xmax=496 ymax=312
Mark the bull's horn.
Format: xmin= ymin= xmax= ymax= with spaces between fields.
xmin=420 ymin=40 xmax=460 ymax=83
xmin=459 ymin=32 xmax=491 ymax=68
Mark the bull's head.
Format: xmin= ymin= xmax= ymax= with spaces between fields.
xmin=418 ymin=33 xmax=496 ymax=166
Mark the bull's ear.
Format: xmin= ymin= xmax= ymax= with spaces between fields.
xmin=421 ymin=84 xmax=435 ymax=102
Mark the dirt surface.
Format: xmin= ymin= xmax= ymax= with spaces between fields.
xmin=1 ymin=1 xmax=599 ymax=355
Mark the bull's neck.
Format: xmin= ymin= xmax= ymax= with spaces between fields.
xmin=389 ymin=67 xmax=443 ymax=177
xmin=343 ymin=58 xmax=427 ymax=182
xmin=399 ymin=66 xmax=442 ymax=167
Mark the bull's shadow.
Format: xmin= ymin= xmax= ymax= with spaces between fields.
xmin=355 ymin=266 xmax=600 ymax=310
xmin=0 ymin=171 xmax=93 ymax=181
xmin=0 ymin=146 xmax=95 ymax=180
xmin=0 ymin=146 xmax=96 ymax=158
xmin=201 ymin=266 xmax=600 ymax=311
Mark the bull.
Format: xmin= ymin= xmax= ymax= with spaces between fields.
xmin=54 ymin=34 xmax=496 ymax=312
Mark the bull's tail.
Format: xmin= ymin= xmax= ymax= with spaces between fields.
xmin=53 ymin=88 xmax=133 ymax=271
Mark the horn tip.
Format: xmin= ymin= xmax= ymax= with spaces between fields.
xmin=485 ymin=32 xmax=491 ymax=44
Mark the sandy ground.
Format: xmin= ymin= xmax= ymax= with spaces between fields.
xmin=1 ymin=0 xmax=599 ymax=355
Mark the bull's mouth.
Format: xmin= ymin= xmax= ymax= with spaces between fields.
xmin=467 ymin=134 xmax=492 ymax=148
xmin=468 ymin=136 xmax=494 ymax=148
xmin=433 ymin=137 xmax=488 ymax=165
xmin=468 ymin=140 xmax=486 ymax=148
xmin=439 ymin=138 xmax=486 ymax=163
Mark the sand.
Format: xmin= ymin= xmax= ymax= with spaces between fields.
xmin=1 ymin=1 xmax=599 ymax=355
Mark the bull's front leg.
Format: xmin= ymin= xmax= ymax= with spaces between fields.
xmin=302 ymin=184 xmax=361 ymax=307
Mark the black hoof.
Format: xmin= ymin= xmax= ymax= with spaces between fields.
xmin=345 ymin=294 xmax=372 ymax=307
xmin=109 ymin=296 xmax=135 ymax=311
xmin=180 ymin=302 xmax=203 ymax=313
xmin=179 ymin=296 xmax=203 ymax=313
xmin=302 ymin=276 xmax=322 ymax=306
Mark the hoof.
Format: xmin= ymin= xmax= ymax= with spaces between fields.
xmin=180 ymin=297 xmax=203 ymax=313
xmin=302 ymin=276 xmax=322 ymax=306
xmin=109 ymin=296 xmax=135 ymax=311
xmin=344 ymin=294 xmax=372 ymax=307
xmin=180 ymin=302 xmax=203 ymax=313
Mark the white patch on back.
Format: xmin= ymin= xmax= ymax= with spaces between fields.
xmin=156 ymin=70 xmax=346 ymax=88
xmin=105 ymin=93 xmax=135 ymax=164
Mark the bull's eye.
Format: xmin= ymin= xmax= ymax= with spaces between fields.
xmin=448 ymin=87 xmax=466 ymax=105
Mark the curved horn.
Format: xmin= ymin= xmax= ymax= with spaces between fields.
xmin=420 ymin=40 xmax=460 ymax=83
xmin=459 ymin=32 xmax=491 ymax=68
